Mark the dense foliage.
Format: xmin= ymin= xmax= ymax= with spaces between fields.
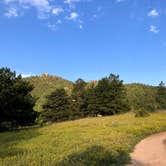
xmin=70 ymin=78 xmax=87 ymax=119
xmin=0 ymin=67 xmax=37 ymax=130
xmin=126 ymin=82 xmax=166 ymax=111
xmin=156 ymin=81 xmax=166 ymax=109
xmin=126 ymin=83 xmax=157 ymax=111
xmin=135 ymin=109 xmax=150 ymax=117
xmin=40 ymin=74 xmax=130 ymax=123
xmin=40 ymin=89 xmax=70 ymax=123
xmin=85 ymin=74 xmax=130 ymax=116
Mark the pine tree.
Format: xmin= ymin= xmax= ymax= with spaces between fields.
xmin=0 ymin=67 xmax=37 ymax=130
xmin=86 ymin=74 xmax=130 ymax=116
xmin=40 ymin=88 xmax=70 ymax=122
xmin=70 ymin=79 xmax=87 ymax=118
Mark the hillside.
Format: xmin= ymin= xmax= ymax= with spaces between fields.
xmin=24 ymin=74 xmax=73 ymax=111
xmin=0 ymin=112 xmax=166 ymax=166
xmin=125 ymin=83 xmax=157 ymax=110
xmin=25 ymin=74 xmax=158 ymax=112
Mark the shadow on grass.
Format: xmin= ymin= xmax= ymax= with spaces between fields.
xmin=0 ymin=128 xmax=41 ymax=158
xmin=56 ymin=145 xmax=131 ymax=166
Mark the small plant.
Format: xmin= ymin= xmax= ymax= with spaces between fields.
xmin=135 ymin=109 xmax=150 ymax=117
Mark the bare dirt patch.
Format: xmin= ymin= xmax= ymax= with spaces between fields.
xmin=128 ymin=132 xmax=166 ymax=166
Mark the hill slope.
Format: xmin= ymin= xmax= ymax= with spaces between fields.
xmin=0 ymin=112 xmax=166 ymax=166
xmin=25 ymin=75 xmax=158 ymax=112
xmin=25 ymin=74 xmax=73 ymax=111
xmin=125 ymin=83 xmax=157 ymax=110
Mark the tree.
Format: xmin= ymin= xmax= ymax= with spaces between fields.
xmin=156 ymin=81 xmax=166 ymax=109
xmin=70 ymin=79 xmax=87 ymax=118
xmin=40 ymin=88 xmax=70 ymax=123
xmin=86 ymin=74 xmax=130 ymax=116
xmin=0 ymin=67 xmax=37 ymax=130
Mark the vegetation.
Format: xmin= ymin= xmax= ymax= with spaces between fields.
xmin=0 ymin=67 xmax=37 ymax=131
xmin=125 ymin=83 xmax=158 ymax=111
xmin=85 ymin=74 xmax=130 ymax=116
xmin=135 ymin=109 xmax=150 ymax=117
xmin=40 ymin=74 xmax=130 ymax=123
xmin=25 ymin=73 xmax=166 ymax=116
xmin=1 ymin=67 xmax=166 ymax=165
xmin=1 ymin=112 xmax=166 ymax=166
xmin=70 ymin=78 xmax=87 ymax=119
xmin=24 ymin=74 xmax=73 ymax=112
xmin=156 ymin=81 xmax=166 ymax=109
xmin=39 ymin=89 xmax=70 ymax=123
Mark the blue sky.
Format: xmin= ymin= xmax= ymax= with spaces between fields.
xmin=0 ymin=0 xmax=166 ymax=85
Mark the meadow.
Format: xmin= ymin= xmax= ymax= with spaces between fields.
xmin=0 ymin=112 xmax=166 ymax=166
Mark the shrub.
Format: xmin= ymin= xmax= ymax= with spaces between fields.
xmin=135 ymin=109 xmax=150 ymax=117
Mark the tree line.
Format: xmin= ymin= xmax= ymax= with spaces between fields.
xmin=39 ymin=75 xmax=166 ymax=123
xmin=1 ymin=67 xmax=166 ymax=130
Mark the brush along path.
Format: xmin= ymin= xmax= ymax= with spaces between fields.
xmin=129 ymin=132 xmax=166 ymax=166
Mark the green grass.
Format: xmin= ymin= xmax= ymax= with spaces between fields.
xmin=1 ymin=112 xmax=166 ymax=166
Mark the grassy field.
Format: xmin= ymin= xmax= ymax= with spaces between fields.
xmin=0 ymin=112 xmax=166 ymax=166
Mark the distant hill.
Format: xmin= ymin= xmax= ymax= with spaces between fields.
xmin=24 ymin=74 xmax=73 ymax=111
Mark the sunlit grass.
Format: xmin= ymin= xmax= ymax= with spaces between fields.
xmin=0 ymin=111 xmax=166 ymax=166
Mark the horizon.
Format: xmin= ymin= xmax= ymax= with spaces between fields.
xmin=1 ymin=0 xmax=166 ymax=85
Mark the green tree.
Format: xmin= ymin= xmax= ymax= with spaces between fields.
xmin=0 ymin=67 xmax=37 ymax=130
xmin=40 ymin=88 xmax=70 ymax=123
xmin=86 ymin=74 xmax=130 ymax=116
xmin=156 ymin=81 xmax=166 ymax=109
xmin=70 ymin=79 xmax=87 ymax=118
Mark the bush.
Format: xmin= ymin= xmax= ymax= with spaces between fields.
xmin=0 ymin=121 xmax=17 ymax=131
xmin=135 ymin=109 xmax=150 ymax=117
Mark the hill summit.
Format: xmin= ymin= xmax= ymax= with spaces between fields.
xmin=25 ymin=74 xmax=73 ymax=111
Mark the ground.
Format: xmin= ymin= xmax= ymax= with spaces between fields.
xmin=0 ymin=112 xmax=166 ymax=166
xmin=129 ymin=131 xmax=166 ymax=166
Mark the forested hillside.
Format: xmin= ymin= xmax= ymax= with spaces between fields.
xmin=24 ymin=74 xmax=73 ymax=111
xmin=25 ymin=75 xmax=163 ymax=113
xmin=125 ymin=83 xmax=158 ymax=111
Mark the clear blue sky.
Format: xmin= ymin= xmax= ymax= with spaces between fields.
xmin=0 ymin=0 xmax=166 ymax=85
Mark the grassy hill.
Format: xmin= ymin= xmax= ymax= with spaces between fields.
xmin=1 ymin=112 xmax=166 ymax=166
xmin=24 ymin=74 xmax=73 ymax=111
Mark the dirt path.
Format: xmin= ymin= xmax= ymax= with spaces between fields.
xmin=128 ymin=132 xmax=166 ymax=166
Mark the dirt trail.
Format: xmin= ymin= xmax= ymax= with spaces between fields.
xmin=128 ymin=132 xmax=166 ymax=166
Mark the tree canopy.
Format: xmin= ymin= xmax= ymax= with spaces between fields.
xmin=40 ymin=88 xmax=70 ymax=123
xmin=85 ymin=74 xmax=130 ymax=116
xmin=0 ymin=67 xmax=37 ymax=130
